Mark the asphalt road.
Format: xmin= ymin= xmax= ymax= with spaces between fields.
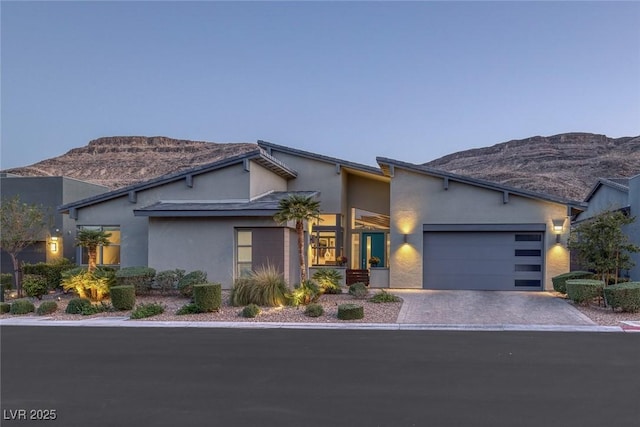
xmin=1 ymin=327 xmax=639 ymax=427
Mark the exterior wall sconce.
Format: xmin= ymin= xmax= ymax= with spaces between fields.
xmin=49 ymin=236 xmax=59 ymax=253
xmin=403 ymin=234 xmax=408 ymax=244
xmin=552 ymin=219 xmax=565 ymax=244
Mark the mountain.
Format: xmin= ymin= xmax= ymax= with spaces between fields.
xmin=3 ymin=133 xmax=639 ymax=201
xmin=424 ymin=133 xmax=640 ymax=201
xmin=3 ymin=136 xmax=258 ymax=189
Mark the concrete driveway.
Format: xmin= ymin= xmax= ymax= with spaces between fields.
xmin=391 ymin=290 xmax=595 ymax=326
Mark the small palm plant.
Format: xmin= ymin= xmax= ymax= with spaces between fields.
xmin=76 ymin=229 xmax=111 ymax=272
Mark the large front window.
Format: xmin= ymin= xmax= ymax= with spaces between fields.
xmin=310 ymin=214 xmax=343 ymax=266
xmin=236 ymin=229 xmax=252 ymax=277
xmin=79 ymin=226 xmax=120 ymax=266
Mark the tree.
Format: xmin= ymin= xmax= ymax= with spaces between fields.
xmin=273 ymin=195 xmax=321 ymax=282
xmin=0 ymin=196 xmax=49 ymax=297
xmin=568 ymin=210 xmax=639 ymax=285
xmin=76 ymin=229 xmax=111 ymax=273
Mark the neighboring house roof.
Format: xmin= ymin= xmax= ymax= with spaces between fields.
xmin=376 ymin=156 xmax=587 ymax=209
xmin=58 ymin=149 xmax=298 ymax=213
xmin=133 ymin=191 xmax=319 ymax=217
xmin=257 ymin=140 xmax=386 ymax=177
xmin=582 ymin=177 xmax=630 ymax=203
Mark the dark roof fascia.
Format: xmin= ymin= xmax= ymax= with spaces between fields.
xmin=257 ymin=140 xmax=384 ymax=177
xmin=134 ymin=209 xmax=279 ymax=218
xmin=376 ymin=156 xmax=587 ymax=209
xmin=582 ymin=178 xmax=630 ymax=203
xmin=58 ymin=149 xmax=297 ymax=213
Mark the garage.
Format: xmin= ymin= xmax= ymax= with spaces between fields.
xmin=423 ymin=228 xmax=544 ymax=291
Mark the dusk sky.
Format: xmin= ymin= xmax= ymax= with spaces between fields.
xmin=1 ymin=1 xmax=639 ymax=170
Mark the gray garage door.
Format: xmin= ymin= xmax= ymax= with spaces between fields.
xmin=423 ymin=231 xmax=543 ymax=291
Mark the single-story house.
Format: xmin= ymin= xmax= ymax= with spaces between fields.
xmin=572 ymin=174 xmax=640 ymax=280
xmin=58 ymin=142 xmax=585 ymax=291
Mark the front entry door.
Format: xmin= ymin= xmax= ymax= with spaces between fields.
xmin=361 ymin=232 xmax=385 ymax=269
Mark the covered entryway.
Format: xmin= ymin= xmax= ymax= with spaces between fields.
xmin=423 ymin=227 xmax=544 ymax=291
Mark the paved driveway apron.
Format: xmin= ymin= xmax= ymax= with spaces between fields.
xmin=393 ymin=290 xmax=596 ymax=325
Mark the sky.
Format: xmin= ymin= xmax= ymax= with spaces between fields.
xmin=1 ymin=1 xmax=639 ymax=170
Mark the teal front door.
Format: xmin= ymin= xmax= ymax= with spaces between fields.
xmin=361 ymin=232 xmax=385 ymax=269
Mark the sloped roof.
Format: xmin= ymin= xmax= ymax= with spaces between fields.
xmin=58 ymin=149 xmax=297 ymax=212
xmin=133 ymin=191 xmax=319 ymax=217
xmin=583 ymin=177 xmax=630 ymax=203
xmin=376 ymin=156 xmax=586 ymax=209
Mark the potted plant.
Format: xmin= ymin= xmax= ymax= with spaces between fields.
xmin=336 ymin=255 xmax=348 ymax=267
xmin=368 ymin=256 xmax=381 ymax=267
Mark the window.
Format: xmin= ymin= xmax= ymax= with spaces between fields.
xmin=236 ymin=230 xmax=252 ymax=277
xmin=78 ymin=226 xmax=120 ymax=266
xmin=515 ymin=249 xmax=541 ymax=257
xmin=515 ymin=264 xmax=542 ymax=272
xmin=352 ymin=208 xmax=390 ymax=230
xmin=515 ymin=234 xmax=542 ymax=242
xmin=515 ymin=280 xmax=541 ymax=287
xmin=310 ymin=214 xmax=343 ymax=266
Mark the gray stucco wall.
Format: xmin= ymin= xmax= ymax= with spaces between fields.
xmin=388 ymin=169 xmax=570 ymax=290
xmin=629 ymin=175 xmax=640 ymax=281
xmin=575 ymin=185 xmax=628 ymax=221
xmin=249 ymin=161 xmax=287 ymax=199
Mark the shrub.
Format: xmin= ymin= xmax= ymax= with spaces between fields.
xmin=61 ymin=270 xmax=111 ymax=301
xmin=193 ymin=283 xmax=222 ymax=313
xmin=22 ymin=258 xmax=76 ymax=290
xmin=116 ymin=266 xmax=156 ymax=295
xmin=110 ymin=285 xmax=136 ymax=310
xmin=178 ymin=270 xmax=208 ymax=298
xmin=176 ymin=303 xmax=201 ymax=315
xmin=241 ymin=303 xmax=261 ymax=318
xmin=337 ymin=303 xmax=364 ymax=320
xmin=604 ymin=282 xmax=640 ymax=313
xmin=552 ymin=271 xmax=595 ymax=294
xmin=566 ymin=279 xmax=605 ymax=305
xmin=65 ymin=298 xmax=92 ymax=314
xmin=230 ymin=265 xmax=288 ymax=307
xmin=304 ymin=303 xmax=324 ymax=318
xmin=130 ymin=302 xmax=165 ymax=319
xmin=23 ymin=274 xmax=49 ymax=299
xmin=1 ymin=273 xmax=14 ymax=291
xmin=0 ymin=302 xmax=10 ymax=313
xmin=370 ymin=290 xmax=402 ymax=303
xmin=36 ymin=301 xmax=58 ymax=315
xmin=10 ymin=299 xmax=36 ymax=315
xmin=154 ymin=269 xmax=185 ymax=293
xmin=288 ymin=280 xmax=321 ymax=306
xmin=312 ymin=269 xmax=343 ymax=294
xmin=348 ymin=282 xmax=368 ymax=299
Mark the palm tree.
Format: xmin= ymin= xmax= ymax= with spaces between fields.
xmin=76 ymin=229 xmax=111 ymax=272
xmin=274 ymin=195 xmax=321 ymax=282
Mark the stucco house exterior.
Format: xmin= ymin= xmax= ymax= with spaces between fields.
xmin=573 ymin=175 xmax=640 ymax=280
xmin=58 ymin=142 xmax=584 ymax=291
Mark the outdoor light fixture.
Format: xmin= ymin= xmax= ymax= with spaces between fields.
xmin=49 ymin=237 xmax=59 ymax=253
xmin=552 ymin=219 xmax=565 ymax=244
xmin=403 ymin=234 xmax=408 ymax=244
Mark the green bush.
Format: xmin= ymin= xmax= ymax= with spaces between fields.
xmin=370 ymin=290 xmax=402 ymax=303
xmin=10 ymin=299 xmax=35 ymax=315
xmin=36 ymin=301 xmax=58 ymax=315
xmin=65 ymin=298 xmax=92 ymax=314
xmin=154 ymin=269 xmax=185 ymax=293
xmin=230 ymin=265 xmax=288 ymax=307
xmin=604 ymin=282 xmax=640 ymax=313
xmin=552 ymin=271 xmax=595 ymax=294
xmin=288 ymin=280 xmax=321 ymax=306
xmin=23 ymin=274 xmax=49 ymax=299
xmin=566 ymin=279 xmax=605 ymax=305
xmin=61 ymin=270 xmax=111 ymax=301
xmin=193 ymin=283 xmax=222 ymax=313
xmin=1 ymin=273 xmax=14 ymax=291
xmin=304 ymin=303 xmax=324 ymax=318
xmin=312 ymin=269 xmax=343 ymax=294
xmin=130 ymin=302 xmax=165 ymax=319
xmin=22 ymin=259 xmax=76 ymax=290
xmin=1 ymin=302 xmax=10 ymax=313
xmin=177 ymin=270 xmax=208 ymax=298
xmin=241 ymin=304 xmax=261 ymax=318
xmin=176 ymin=303 xmax=201 ymax=315
xmin=337 ymin=303 xmax=364 ymax=320
xmin=348 ymin=282 xmax=368 ymax=299
xmin=115 ymin=266 xmax=156 ymax=295
xmin=110 ymin=285 xmax=136 ymax=310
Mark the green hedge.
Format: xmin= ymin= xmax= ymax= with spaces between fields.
xmin=23 ymin=274 xmax=49 ymax=299
xmin=304 ymin=303 xmax=324 ymax=318
xmin=110 ymin=285 xmax=136 ymax=310
xmin=337 ymin=303 xmax=364 ymax=320
xmin=551 ymin=271 xmax=594 ymax=294
xmin=1 ymin=302 xmax=11 ymax=313
xmin=193 ymin=283 xmax=222 ymax=313
xmin=1 ymin=273 xmax=13 ymax=291
xmin=65 ymin=298 xmax=92 ymax=314
xmin=566 ymin=279 xmax=604 ymax=305
xmin=178 ymin=270 xmax=208 ymax=299
xmin=115 ymin=267 xmax=156 ymax=295
xmin=604 ymin=282 xmax=640 ymax=313
xmin=37 ymin=301 xmax=58 ymax=315
xmin=10 ymin=299 xmax=35 ymax=315
xmin=22 ymin=259 xmax=76 ymax=290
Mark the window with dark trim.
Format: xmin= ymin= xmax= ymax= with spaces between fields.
xmin=78 ymin=226 xmax=120 ymax=266
xmin=236 ymin=230 xmax=252 ymax=277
